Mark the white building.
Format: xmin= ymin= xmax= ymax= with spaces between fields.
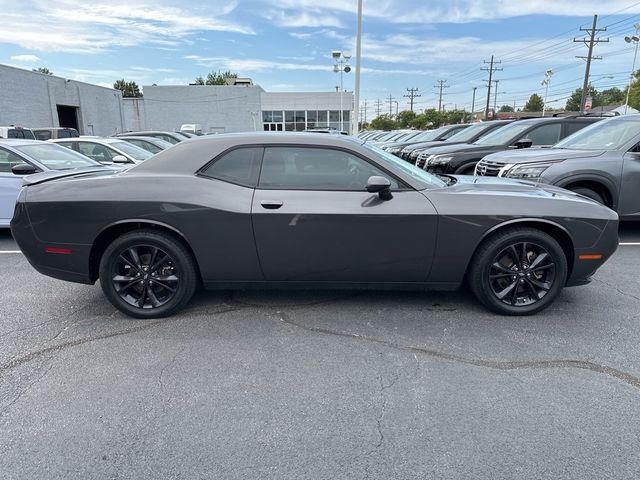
xmin=1 ymin=65 xmax=355 ymax=135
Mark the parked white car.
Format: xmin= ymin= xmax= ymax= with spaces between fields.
xmin=51 ymin=137 xmax=153 ymax=165
xmin=0 ymin=126 xmax=35 ymax=139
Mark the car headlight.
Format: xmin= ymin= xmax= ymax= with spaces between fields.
xmin=388 ymin=147 xmax=401 ymax=154
xmin=427 ymin=155 xmax=453 ymax=165
xmin=503 ymin=162 xmax=562 ymax=179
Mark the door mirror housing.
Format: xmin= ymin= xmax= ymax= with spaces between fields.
xmin=111 ymin=155 xmax=129 ymax=164
xmin=11 ymin=163 xmax=38 ymax=175
xmin=513 ymin=138 xmax=533 ymax=149
xmin=366 ymin=175 xmax=393 ymax=201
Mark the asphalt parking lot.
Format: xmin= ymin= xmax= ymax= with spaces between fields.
xmin=1 ymin=226 xmax=640 ymax=480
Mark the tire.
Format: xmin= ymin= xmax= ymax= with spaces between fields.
xmin=569 ymin=187 xmax=605 ymax=205
xmin=468 ymin=227 xmax=568 ymax=315
xmin=99 ymin=230 xmax=198 ymax=318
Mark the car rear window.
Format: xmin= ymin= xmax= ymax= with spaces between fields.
xmin=8 ymin=129 xmax=36 ymax=140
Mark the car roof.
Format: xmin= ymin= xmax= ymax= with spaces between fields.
xmin=117 ymin=136 xmax=163 ymax=142
xmin=129 ymin=132 xmax=364 ymax=174
xmin=0 ymin=138 xmax=47 ymax=147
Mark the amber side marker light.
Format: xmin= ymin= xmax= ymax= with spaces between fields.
xmin=45 ymin=247 xmax=72 ymax=254
xmin=578 ymin=254 xmax=603 ymax=260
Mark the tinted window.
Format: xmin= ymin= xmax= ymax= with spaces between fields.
xmin=564 ymin=121 xmax=592 ymax=137
xmin=475 ymin=123 xmax=534 ymax=146
xmin=128 ymin=139 xmax=162 ymax=154
xmin=34 ymin=130 xmax=52 ymax=141
xmin=201 ymin=147 xmax=263 ymax=187
xmin=158 ymin=135 xmax=180 ymax=144
xmin=525 ymin=123 xmax=562 ymax=145
xmin=259 ymin=147 xmax=400 ymax=190
xmin=0 ymin=148 xmax=27 ymax=173
xmin=58 ymin=129 xmax=78 ymax=138
xmin=77 ymin=142 xmax=117 ymax=163
xmin=439 ymin=126 xmax=467 ymax=140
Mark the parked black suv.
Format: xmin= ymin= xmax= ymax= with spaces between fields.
xmin=382 ymin=124 xmax=470 ymax=156
xmin=400 ymin=120 xmax=513 ymax=162
xmin=416 ymin=116 xmax=604 ymax=175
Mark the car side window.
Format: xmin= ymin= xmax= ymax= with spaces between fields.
xmin=0 ymin=148 xmax=26 ymax=173
xmin=628 ymin=142 xmax=640 ymax=153
xmin=200 ymin=147 xmax=263 ymax=187
xmin=565 ymin=121 xmax=590 ymax=137
xmin=34 ymin=131 xmax=52 ymax=141
xmin=259 ymin=147 xmax=400 ymax=191
xmin=525 ymin=124 xmax=562 ymax=146
xmin=77 ymin=142 xmax=115 ymax=163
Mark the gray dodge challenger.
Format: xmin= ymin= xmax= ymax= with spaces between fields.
xmin=10 ymin=133 xmax=618 ymax=318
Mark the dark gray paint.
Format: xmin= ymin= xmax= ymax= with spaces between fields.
xmin=11 ymin=133 xmax=618 ymax=293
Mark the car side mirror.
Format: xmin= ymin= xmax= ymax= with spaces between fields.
xmin=111 ymin=155 xmax=129 ymax=164
xmin=366 ymin=175 xmax=393 ymax=201
xmin=513 ymin=138 xmax=533 ymax=149
xmin=12 ymin=163 xmax=38 ymax=175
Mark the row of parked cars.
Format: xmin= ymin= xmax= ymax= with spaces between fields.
xmin=361 ymin=114 xmax=640 ymax=220
xmin=0 ymin=128 xmax=200 ymax=227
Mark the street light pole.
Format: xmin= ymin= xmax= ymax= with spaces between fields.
xmin=624 ymin=24 xmax=640 ymax=114
xmin=333 ymin=51 xmax=352 ymax=132
xmin=353 ymin=0 xmax=362 ymax=135
xmin=471 ymin=87 xmax=477 ymax=118
xmin=541 ymin=69 xmax=553 ymax=117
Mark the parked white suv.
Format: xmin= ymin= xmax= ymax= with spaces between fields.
xmin=0 ymin=126 xmax=35 ymax=139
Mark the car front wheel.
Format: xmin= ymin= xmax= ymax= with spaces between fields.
xmin=99 ymin=230 xmax=198 ymax=318
xmin=468 ymin=227 xmax=568 ymax=315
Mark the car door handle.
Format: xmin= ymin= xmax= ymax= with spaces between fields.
xmin=260 ymin=200 xmax=284 ymax=210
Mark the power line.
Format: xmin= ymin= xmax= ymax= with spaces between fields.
xmin=433 ymin=80 xmax=449 ymax=112
xmin=403 ymin=87 xmax=420 ymax=112
xmin=574 ymin=14 xmax=610 ymax=112
xmin=481 ymin=56 xmax=502 ymax=119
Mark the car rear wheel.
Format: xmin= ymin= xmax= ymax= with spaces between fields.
xmin=468 ymin=228 xmax=568 ymax=315
xmin=569 ymin=187 xmax=605 ymax=205
xmin=99 ymin=230 xmax=198 ymax=318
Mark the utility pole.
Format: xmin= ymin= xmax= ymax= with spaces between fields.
xmin=434 ymin=80 xmax=449 ymax=113
xmin=481 ymin=55 xmax=502 ymax=120
xmin=374 ymin=98 xmax=382 ymax=117
xmin=361 ymin=99 xmax=368 ymax=124
xmin=471 ymin=87 xmax=477 ymax=117
xmin=387 ymin=94 xmax=395 ymax=116
xmin=404 ymin=87 xmax=420 ymax=112
xmin=574 ymin=15 xmax=609 ymax=113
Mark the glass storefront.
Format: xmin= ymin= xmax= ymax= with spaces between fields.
xmin=262 ymin=110 xmax=351 ymax=133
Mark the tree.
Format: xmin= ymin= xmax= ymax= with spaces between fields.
xmin=627 ymin=71 xmax=640 ymax=110
xmin=32 ymin=67 xmax=52 ymax=75
xmin=499 ymin=104 xmax=514 ymax=112
xmin=395 ymin=110 xmax=417 ymax=128
xmin=444 ymin=109 xmax=472 ymax=124
xmin=369 ymin=114 xmax=398 ymax=131
xmin=193 ymin=70 xmax=238 ymax=85
xmin=113 ymin=79 xmax=143 ymax=98
xmin=598 ymin=87 xmax=625 ymax=106
xmin=523 ymin=93 xmax=544 ymax=112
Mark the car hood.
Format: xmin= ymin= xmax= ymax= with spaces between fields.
xmin=481 ymin=148 xmax=606 ymax=165
xmin=419 ymin=142 xmax=502 ymax=156
xmin=443 ymin=174 xmax=604 ymax=204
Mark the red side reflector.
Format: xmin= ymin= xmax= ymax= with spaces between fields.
xmin=45 ymin=247 xmax=72 ymax=254
xmin=578 ymin=254 xmax=603 ymax=260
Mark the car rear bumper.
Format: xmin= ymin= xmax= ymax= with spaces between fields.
xmin=566 ymin=218 xmax=619 ymax=287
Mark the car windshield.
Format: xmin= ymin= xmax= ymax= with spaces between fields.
xmin=362 ymin=143 xmax=447 ymax=189
xmin=473 ymin=122 xmax=533 ymax=146
xmin=554 ymin=117 xmax=640 ymax=151
xmin=445 ymin=123 xmax=492 ymax=142
xmin=410 ymin=128 xmax=446 ymax=142
xmin=109 ymin=141 xmax=154 ymax=161
xmin=14 ymin=143 xmax=101 ymax=170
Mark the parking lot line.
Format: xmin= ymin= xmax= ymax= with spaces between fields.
xmin=619 ymin=242 xmax=640 ymax=246
xmin=0 ymin=250 xmax=22 ymax=254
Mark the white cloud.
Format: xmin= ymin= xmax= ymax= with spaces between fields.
xmin=0 ymin=0 xmax=253 ymax=53
xmin=263 ymin=9 xmax=344 ymax=28
xmin=266 ymin=0 xmax=640 ymax=24
xmin=10 ymin=54 xmax=40 ymax=62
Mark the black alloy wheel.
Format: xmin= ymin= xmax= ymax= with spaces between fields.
xmin=99 ymin=230 xmax=198 ymax=318
xmin=469 ymin=227 xmax=568 ymax=315
xmin=488 ymin=242 xmax=556 ymax=307
xmin=112 ymin=245 xmax=179 ymax=309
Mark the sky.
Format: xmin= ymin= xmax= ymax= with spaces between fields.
xmin=3 ymin=0 xmax=640 ymax=119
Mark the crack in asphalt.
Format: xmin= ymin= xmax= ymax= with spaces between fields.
xmin=592 ymin=277 xmax=640 ymax=303
xmin=273 ymin=311 xmax=640 ymax=390
xmin=0 ymin=306 xmax=243 ymax=376
xmin=0 ymin=364 xmax=53 ymax=417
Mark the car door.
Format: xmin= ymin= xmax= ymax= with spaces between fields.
xmin=251 ymin=145 xmax=438 ymax=283
xmin=0 ymin=148 xmax=36 ymax=225
xmin=619 ymin=141 xmax=640 ymax=217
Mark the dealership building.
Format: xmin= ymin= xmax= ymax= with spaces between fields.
xmin=0 ymin=64 xmax=354 ymax=135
